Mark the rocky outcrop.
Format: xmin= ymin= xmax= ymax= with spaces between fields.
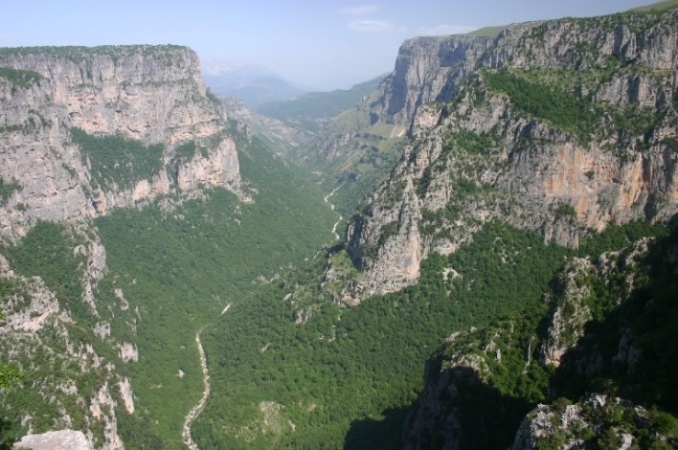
xmin=539 ymin=238 xmax=652 ymax=368
xmin=375 ymin=34 xmax=494 ymax=125
xmin=374 ymin=9 xmax=678 ymax=127
xmin=0 ymin=45 xmax=245 ymax=241
xmin=402 ymin=232 xmax=678 ymax=450
xmin=16 ymin=429 xmax=92 ymax=450
xmin=0 ymin=45 xmax=248 ymax=449
xmin=402 ymin=313 xmax=538 ymax=450
xmin=345 ymin=8 xmax=678 ymax=301
xmin=538 ymin=258 xmax=594 ymax=367
xmin=0 ymin=251 xmax=124 ymax=449
xmin=402 ymin=330 xmax=495 ymax=450
xmin=511 ymin=395 xmax=674 ymax=450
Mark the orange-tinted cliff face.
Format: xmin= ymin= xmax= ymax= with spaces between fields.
xmin=342 ymin=9 xmax=678 ymax=303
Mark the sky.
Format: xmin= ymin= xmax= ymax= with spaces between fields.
xmin=0 ymin=0 xmax=665 ymax=91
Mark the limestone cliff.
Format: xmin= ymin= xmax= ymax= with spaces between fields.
xmin=344 ymin=7 xmax=678 ymax=301
xmin=402 ymin=232 xmax=678 ymax=449
xmin=0 ymin=45 xmax=245 ymax=241
xmin=0 ymin=45 xmax=246 ymax=450
xmin=511 ymin=395 xmax=673 ymax=450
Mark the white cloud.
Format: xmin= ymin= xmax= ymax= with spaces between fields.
xmin=348 ymin=19 xmax=402 ymax=32
xmin=337 ymin=5 xmax=378 ymax=15
xmin=417 ymin=24 xmax=479 ymax=36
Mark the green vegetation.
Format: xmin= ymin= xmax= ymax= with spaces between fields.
xmin=626 ymin=0 xmax=678 ymax=14
xmin=432 ymin=312 xmax=554 ymax=449
xmin=409 ymin=222 xmax=673 ymax=450
xmin=315 ymin=135 xmax=406 ymax=223
xmin=3 ymin=7 xmax=678 ymax=447
xmin=191 ymin=221 xmax=568 ymax=449
xmin=185 ymin=219 xmax=666 ymax=449
xmin=545 ymin=227 xmax=678 ymax=448
xmin=0 ymin=358 xmax=21 ymax=391
xmin=482 ymin=68 xmax=661 ymax=150
xmin=553 ymin=202 xmax=577 ymax=222
xmin=2 ymin=128 xmax=671 ymax=449
xmin=0 ymin=178 xmax=21 ymax=205
xmin=174 ymin=140 xmax=198 ymax=159
xmin=4 ymin=221 xmax=87 ymax=320
xmin=483 ymin=69 xmax=595 ymax=146
xmin=465 ymin=25 xmax=512 ymax=37
xmin=70 ymin=128 xmax=164 ymax=190
xmin=0 ymin=308 xmax=22 ymax=395
xmin=0 ymin=45 xmax=187 ymax=65
xmin=366 ymin=122 xmax=395 ymax=138
xmin=257 ymin=75 xmax=385 ymax=131
xmin=0 ymin=67 xmax=42 ymax=90
xmin=443 ymin=129 xmax=501 ymax=157
xmin=327 ymin=108 xmax=373 ymax=134
xmin=455 ymin=178 xmax=496 ymax=197
xmin=553 ymin=227 xmax=678 ymax=411
xmin=0 ymin=340 xmax=21 ymax=449
xmin=0 ymin=221 xmax=116 ymax=446
xmin=378 ymin=221 xmax=399 ymax=246
xmin=93 ymin=129 xmax=336 ymax=448
xmin=252 ymin=73 xmax=399 ymax=228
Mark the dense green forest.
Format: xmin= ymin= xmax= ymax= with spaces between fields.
xmin=482 ymin=68 xmax=661 ymax=150
xmin=3 ymin=6 xmax=678 ymax=447
xmin=0 ymin=127 xmax=337 ymax=448
xmin=70 ymin=128 xmax=166 ymax=190
xmin=92 ymin=130 xmax=336 ymax=448
xmin=189 ymin=219 xmax=667 ymax=449
xmin=3 ymin=125 xmax=666 ymax=448
xmin=424 ymin=224 xmax=678 ymax=450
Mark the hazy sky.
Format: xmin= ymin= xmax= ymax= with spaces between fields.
xmin=1 ymin=0 xmax=663 ymax=90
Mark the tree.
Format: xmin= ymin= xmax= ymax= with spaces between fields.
xmin=0 ymin=312 xmax=22 ymax=449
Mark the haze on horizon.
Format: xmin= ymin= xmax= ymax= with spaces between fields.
xmin=1 ymin=0 xmax=664 ymax=91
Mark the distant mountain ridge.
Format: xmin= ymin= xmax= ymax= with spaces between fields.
xmin=201 ymin=60 xmax=308 ymax=108
xmin=256 ymin=74 xmax=387 ymax=130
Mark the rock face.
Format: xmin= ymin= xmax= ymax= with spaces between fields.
xmin=16 ymin=429 xmax=92 ymax=450
xmin=0 ymin=45 xmax=247 ymax=450
xmin=344 ymin=8 xmax=678 ymax=302
xmin=0 ymin=225 xmax=138 ymax=450
xmin=511 ymin=395 xmax=661 ymax=450
xmin=538 ymin=258 xmax=594 ymax=367
xmin=0 ymin=45 xmax=245 ymax=241
xmin=402 ymin=232 xmax=678 ymax=450
xmin=374 ymin=12 xmax=678 ymax=127
xmin=221 ymin=96 xmax=313 ymax=159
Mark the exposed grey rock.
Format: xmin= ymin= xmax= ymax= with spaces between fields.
xmin=539 ymin=258 xmax=594 ymax=367
xmin=0 ymin=45 xmax=250 ymax=450
xmin=0 ymin=45 xmax=246 ymax=242
xmin=16 ymin=429 xmax=92 ymax=450
xmin=510 ymin=395 xmax=671 ymax=450
xmin=375 ymin=12 xmax=678 ymax=127
xmin=403 ymin=322 xmax=525 ymax=450
xmin=402 ymin=235 xmax=677 ymax=450
xmin=344 ymin=9 xmax=678 ymax=302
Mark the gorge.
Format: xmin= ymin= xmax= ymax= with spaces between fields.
xmin=1 ymin=2 xmax=678 ymax=450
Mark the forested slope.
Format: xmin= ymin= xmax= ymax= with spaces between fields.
xmin=2 ymin=3 xmax=678 ymax=450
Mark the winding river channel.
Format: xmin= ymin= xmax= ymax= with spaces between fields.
xmin=181 ymin=331 xmax=210 ymax=450
xmin=182 ymin=186 xmax=343 ymax=448
xmin=324 ymin=186 xmax=343 ymax=240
